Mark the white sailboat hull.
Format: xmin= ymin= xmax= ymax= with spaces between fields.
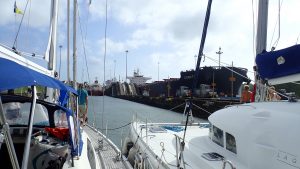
xmin=127 ymin=101 xmax=300 ymax=169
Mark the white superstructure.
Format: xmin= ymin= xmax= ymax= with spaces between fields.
xmin=127 ymin=69 xmax=151 ymax=85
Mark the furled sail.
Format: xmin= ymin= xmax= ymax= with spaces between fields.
xmin=256 ymin=45 xmax=300 ymax=84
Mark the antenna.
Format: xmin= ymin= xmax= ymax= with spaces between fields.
xmin=216 ymin=47 xmax=223 ymax=69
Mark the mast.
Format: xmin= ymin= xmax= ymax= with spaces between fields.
xmin=216 ymin=47 xmax=223 ymax=69
xmin=48 ymin=0 xmax=58 ymax=72
xmin=67 ymin=0 xmax=70 ymax=83
xmin=73 ymin=0 xmax=77 ymax=88
xmin=46 ymin=0 xmax=58 ymax=102
xmin=256 ymin=0 xmax=269 ymax=56
xmin=255 ymin=0 xmax=269 ymax=101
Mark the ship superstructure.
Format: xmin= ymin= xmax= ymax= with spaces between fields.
xmin=127 ymin=69 xmax=151 ymax=85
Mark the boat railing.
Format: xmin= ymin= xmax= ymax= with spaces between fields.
xmin=222 ymin=159 xmax=236 ymax=169
xmin=88 ymin=124 xmax=121 ymax=156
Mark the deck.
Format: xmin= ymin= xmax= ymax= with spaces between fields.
xmin=83 ymin=125 xmax=132 ymax=169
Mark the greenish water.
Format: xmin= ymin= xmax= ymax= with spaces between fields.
xmin=87 ymin=96 xmax=206 ymax=148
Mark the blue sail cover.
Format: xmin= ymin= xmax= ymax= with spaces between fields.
xmin=0 ymin=57 xmax=77 ymax=95
xmin=256 ymin=45 xmax=300 ymax=80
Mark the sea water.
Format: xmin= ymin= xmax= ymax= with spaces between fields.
xmin=87 ymin=96 xmax=206 ymax=148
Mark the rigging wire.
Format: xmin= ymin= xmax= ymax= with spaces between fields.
xmin=84 ymin=1 xmax=91 ymax=44
xmin=102 ymin=0 xmax=108 ymax=131
xmin=252 ymin=0 xmax=257 ymax=59
xmin=269 ymin=0 xmax=283 ymax=51
xmin=77 ymin=3 xmax=97 ymax=126
xmin=203 ymin=54 xmax=254 ymax=82
xmin=192 ymin=104 xmax=211 ymax=115
xmin=204 ymin=54 xmax=293 ymax=99
xmin=168 ymin=102 xmax=186 ymax=111
xmin=96 ymin=122 xmax=132 ymax=131
xmin=13 ymin=0 xmax=30 ymax=50
xmin=25 ymin=0 xmax=32 ymax=50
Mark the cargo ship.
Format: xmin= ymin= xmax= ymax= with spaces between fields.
xmin=141 ymin=66 xmax=249 ymax=98
xmin=105 ymin=66 xmax=249 ymax=118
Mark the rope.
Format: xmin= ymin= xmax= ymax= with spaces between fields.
xmin=168 ymin=102 xmax=185 ymax=111
xmin=192 ymin=103 xmax=212 ymax=115
xmin=97 ymin=122 xmax=132 ymax=131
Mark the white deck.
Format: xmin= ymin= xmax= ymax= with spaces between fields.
xmin=131 ymin=101 xmax=300 ymax=169
xmin=131 ymin=122 xmax=246 ymax=169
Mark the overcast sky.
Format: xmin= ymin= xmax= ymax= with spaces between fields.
xmin=1 ymin=0 xmax=300 ymax=84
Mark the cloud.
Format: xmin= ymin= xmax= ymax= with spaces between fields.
xmin=0 ymin=1 xmax=53 ymax=29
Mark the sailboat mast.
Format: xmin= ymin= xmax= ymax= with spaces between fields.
xmin=48 ymin=0 xmax=58 ymax=72
xmin=255 ymin=0 xmax=269 ymax=101
xmin=256 ymin=0 xmax=269 ymax=56
xmin=67 ymin=0 xmax=70 ymax=83
xmin=73 ymin=0 xmax=77 ymax=88
xmin=46 ymin=0 xmax=58 ymax=102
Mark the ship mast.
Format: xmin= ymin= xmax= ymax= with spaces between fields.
xmin=216 ymin=47 xmax=223 ymax=69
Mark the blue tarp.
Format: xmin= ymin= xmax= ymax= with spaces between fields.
xmin=0 ymin=57 xmax=77 ymax=95
xmin=256 ymin=45 xmax=300 ymax=80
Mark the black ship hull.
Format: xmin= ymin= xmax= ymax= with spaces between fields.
xmin=143 ymin=66 xmax=249 ymax=98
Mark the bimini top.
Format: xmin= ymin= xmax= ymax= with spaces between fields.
xmin=0 ymin=57 xmax=77 ymax=95
xmin=256 ymin=45 xmax=300 ymax=83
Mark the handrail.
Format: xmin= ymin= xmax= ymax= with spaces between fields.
xmin=222 ymin=160 xmax=236 ymax=169
xmin=21 ymin=85 xmax=37 ymax=169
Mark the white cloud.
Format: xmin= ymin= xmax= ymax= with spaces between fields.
xmin=2 ymin=0 xmax=300 ymax=83
xmin=0 ymin=1 xmax=52 ymax=29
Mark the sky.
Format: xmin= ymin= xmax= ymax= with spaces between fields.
xmin=0 ymin=0 xmax=300 ymax=84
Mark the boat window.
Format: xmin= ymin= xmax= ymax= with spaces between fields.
xmin=54 ymin=110 xmax=68 ymax=127
xmin=226 ymin=132 xmax=237 ymax=154
xmin=3 ymin=102 xmax=49 ymax=126
xmin=212 ymin=125 xmax=224 ymax=147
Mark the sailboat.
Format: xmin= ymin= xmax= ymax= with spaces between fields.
xmin=124 ymin=0 xmax=300 ymax=169
xmin=0 ymin=1 xmax=132 ymax=169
